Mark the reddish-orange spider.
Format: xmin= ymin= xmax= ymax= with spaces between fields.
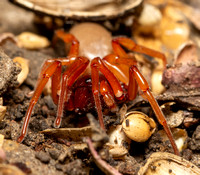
xmin=17 ymin=23 xmax=179 ymax=155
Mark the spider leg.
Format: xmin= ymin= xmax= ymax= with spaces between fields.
xmin=54 ymin=56 xmax=89 ymax=128
xmin=17 ymin=56 xmax=89 ymax=142
xmin=112 ymin=37 xmax=167 ymax=69
xmin=17 ymin=59 xmax=61 ymax=143
xmin=129 ymin=65 xmax=180 ymax=156
xmin=103 ymin=54 xmax=138 ymax=100
xmin=103 ymin=53 xmax=137 ymax=86
xmin=110 ymin=40 xmax=179 ymax=155
xmin=51 ymin=60 xmax=61 ymax=105
xmin=51 ymin=57 xmax=78 ymax=105
xmin=91 ymin=57 xmax=123 ymax=129
xmin=100 ymin=80 xmax=118 ymax=112
xmin=127 ymin=68 xmax=138 ymax=100
xmin=53 ymin=29 xmax=79 ymax=57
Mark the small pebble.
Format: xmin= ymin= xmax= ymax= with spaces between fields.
xmin=12 ymin=89 xmax=25 ymax=103
xmin=63 ymin=159 xmax=86 ymax=175
xmin=0 ymin=121 xmax=7 ymax=130
xmin=43 ymin=95 xmax=56 ymax=110
xmin=35 ymin=151 xmax=50 ymax=164
xmin=29 ymin=117 xmax=49 ymax=132
xmin=12 ymin=162 xmax=32 ymax=174
xmin=55 ymin=163 xmax=63 ymax=171
xmin=48 ymin=149 xmax=60 ymax=160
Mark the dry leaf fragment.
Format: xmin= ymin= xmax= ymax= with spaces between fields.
xmin=174 ymin=41 xmax=199 ymax=66
xmin=41 ymin=126 xmax=92 ymax=141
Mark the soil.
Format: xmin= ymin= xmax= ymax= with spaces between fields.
xmin=0 ymin=0 xmax=200 ymax=175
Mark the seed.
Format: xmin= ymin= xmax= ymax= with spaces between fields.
xmin=17 ymin=32 xmax=50 ymax=49
xmin=122 ymin=111 xmax=156 ymax=142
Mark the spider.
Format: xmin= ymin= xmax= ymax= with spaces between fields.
xmin=17 ymin=22 xmax=179 ymax=155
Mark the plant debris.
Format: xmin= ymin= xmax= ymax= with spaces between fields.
xmin=0 ymin=0 xmax=200 ymax=174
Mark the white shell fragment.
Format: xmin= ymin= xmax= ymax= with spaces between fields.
xmin=13 ymin=57 xmax=29 ymax=86
xmin=107 ymin=125 xmax=131 ymax=158
xmin=138 ymin=152 xmax=200 ymax=175
xmin=151 ymin=69 xmax=165 ymax=94
xmin=109 ymin=125 xmax=131 ymax=146
xmin=17 ymin=32 xmax=50 ymax=49
xmin=106 ymin=144 xmax=128 ymax=158
xmin=122 ymin=111 xmax=156 ymax=142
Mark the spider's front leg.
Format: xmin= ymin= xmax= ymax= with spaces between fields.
xmin=91 ymin=57 xmax=124 ymax=129
xmin=110 ymin=37 xmax=179 ymax=155
xmin=17 ymin=57 xmax=89 ymax=143
xmin=17 ymin=59 xmax=61 ymax=143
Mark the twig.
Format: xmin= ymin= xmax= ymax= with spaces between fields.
xmin=86 ymin=137 xmax=122 ymax=175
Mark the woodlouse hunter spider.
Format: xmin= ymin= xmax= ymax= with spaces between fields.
xmin=17 ymin=23 xmax=179 ymax=156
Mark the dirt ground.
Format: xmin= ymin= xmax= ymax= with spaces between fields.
xmin=0 ymin=0 xmax=200 ymax=175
